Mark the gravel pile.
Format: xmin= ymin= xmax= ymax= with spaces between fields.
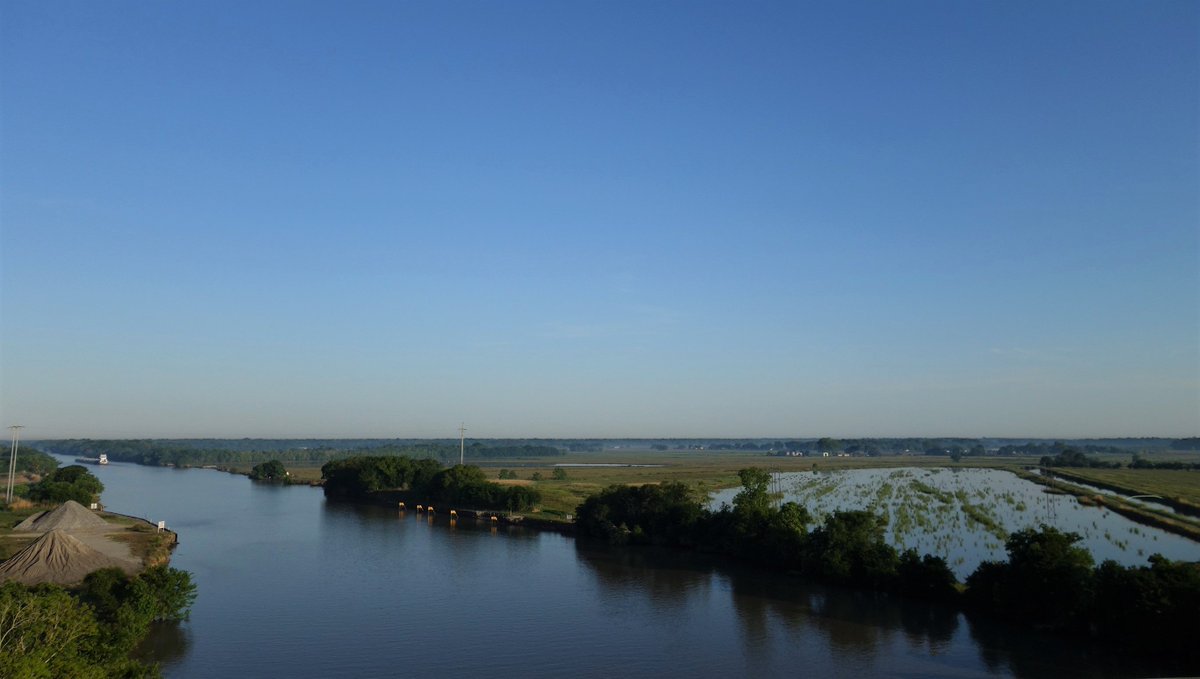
xmin=0 ymin=529 xmax=136 ymax=585
xmin=14 ymin=500 xmax=110 ymax=532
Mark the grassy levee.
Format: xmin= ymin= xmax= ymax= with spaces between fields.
xmin=1039 ymin=468 xmax=1200 ymax=516
xmin=1014 ymin=468 xmax=1200 ymax=542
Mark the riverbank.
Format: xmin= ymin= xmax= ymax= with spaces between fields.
xmin=338 ymin=489 xmax=577 ymax=534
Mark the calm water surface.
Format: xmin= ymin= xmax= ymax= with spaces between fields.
xmin=70 ymin=457 xmax=1188 ymax=678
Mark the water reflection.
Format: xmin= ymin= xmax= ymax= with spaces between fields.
xmin=573 ymin=542 xmax=714 ymax=617
xmin=573 ymin=541 xmax=969 ymax=677
xmin=965 ymin=613 xmax=1190 ymax=679
xmin=133 ymin=621 xmax=191 ymax=668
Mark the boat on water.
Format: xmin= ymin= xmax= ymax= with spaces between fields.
xmin=74 ymin=454 xmax=109 ymax=465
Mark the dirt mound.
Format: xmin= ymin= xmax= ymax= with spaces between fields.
xmin=14 ymin=500 xmax=110 ymax=532
xmin=0 ymin=530 xmax=136 ymax=586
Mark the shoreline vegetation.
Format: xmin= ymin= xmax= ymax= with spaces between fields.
xmin=0 ymin=462 xmax=196 ymax=678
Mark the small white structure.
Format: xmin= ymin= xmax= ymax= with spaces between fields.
xmin=157 ymin=521 xmax=166 ymax=532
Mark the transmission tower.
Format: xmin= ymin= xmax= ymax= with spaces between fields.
xmin=459 ymin=422 xmax=467 ymax=466
xmin=6 ymin=425 xmax=24 ymax=504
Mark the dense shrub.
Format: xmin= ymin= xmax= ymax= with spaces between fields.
xmin=27 ymin=465 xmax=103 ymax=505
xmin=321 ymin=457 xmax=540 ymax=511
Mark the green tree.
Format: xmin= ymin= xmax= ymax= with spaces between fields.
xmin=28 ymin=465 xmax=104 ymax=504
xmin=249 ymin=459 xmax=288 ymax=482
xmin=0 ymin=582 xmax=104 ymax=679
xmin=575 ymin=482 xmax=702 ymax=546
xmin=965 ymin=525 xmax=1094 ymax=629
xmin=804 ymin=510 xmax=899 ymax=587
xmin=897 ymin=549 xmax=958 ymax=602
xmin=79 ymin=568 xmax=155 ymax=663
xmin=138 ymin=566 xmax=198 ymax=622
xmin=15 ymin=449 xmax=58 ymax=476
xmin=728 ymin=468 xmax=775 ymax=550
xmin=732 ymin=468 xmax=772 ymax=516
xmin=1092 ymin=555 xmax=1200 ymax=659
xmin=552 ymin=467 xmax=568 ymax=481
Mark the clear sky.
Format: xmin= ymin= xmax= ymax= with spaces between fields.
xmin=1 ymin=1 xmax=1197 ymax=440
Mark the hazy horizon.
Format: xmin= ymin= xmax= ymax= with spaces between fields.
xmin=17 ymin=430 xmax=1197 ymax=443
xmin=3 ymin=2 xmax=1197 ymax=440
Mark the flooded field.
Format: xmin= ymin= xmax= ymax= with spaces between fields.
xmin=709 ymin=468 xmax=1200 ymax=578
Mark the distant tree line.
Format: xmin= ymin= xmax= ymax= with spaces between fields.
xmin=1004 ymin=441 xmax=1127 ymax=457
xmin=460 ymin=442 xmax=564 ymax=458
xmin=30 ymin=439 xmax=562 ymax=470
xmin=1171 ymin=437 xmax=1200 ymax=451
xmin=1129 ymin=454 xmax=1200 ymax=471
xmin=321 ymin=456 xmax=541 ymax=511
xmin=1039 ymin=445 xmax=1124 ymax=469
xmin=573 ymin=468 xmax=1200 ymax=667
xmin=12 ymin=449 xmax=58 ymax=476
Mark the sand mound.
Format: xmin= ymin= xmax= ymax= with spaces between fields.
xmin=14 ymin=500 xmax=110 ymax=532
xmin=0 ymin=530 xmax=136 ymax=586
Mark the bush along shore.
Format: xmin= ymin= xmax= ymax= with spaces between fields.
xmin=574 ymin=468 xmax=1199 ymax=671
xmin=321 ymin=456 xmax=542 ymax=512
xmin=0 ymin=564 xmax=197 ymax=678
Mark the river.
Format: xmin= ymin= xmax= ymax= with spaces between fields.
xmin=66 ymin=456 xmax=1182 ymax=678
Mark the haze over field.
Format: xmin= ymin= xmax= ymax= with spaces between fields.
xmin=1 ymin=1 xmax=1197 ymax=439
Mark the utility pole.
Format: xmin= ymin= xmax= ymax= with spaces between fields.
xmin=458 ymin=422 xmax=467 ymax=466
xmin=7 ymin=425 xmax=24 ymax=504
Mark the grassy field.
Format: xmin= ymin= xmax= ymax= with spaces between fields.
xmin=231 ymin=450 xmax=1200 ymax=522
xmin=0 ymin=505 xmax=42 ymax=559
xmin=252 ymin=451 xmax=1045 ymax=514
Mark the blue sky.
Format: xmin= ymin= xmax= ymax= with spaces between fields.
xmin=2 ymin=1 xmax=1196 ymax=439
